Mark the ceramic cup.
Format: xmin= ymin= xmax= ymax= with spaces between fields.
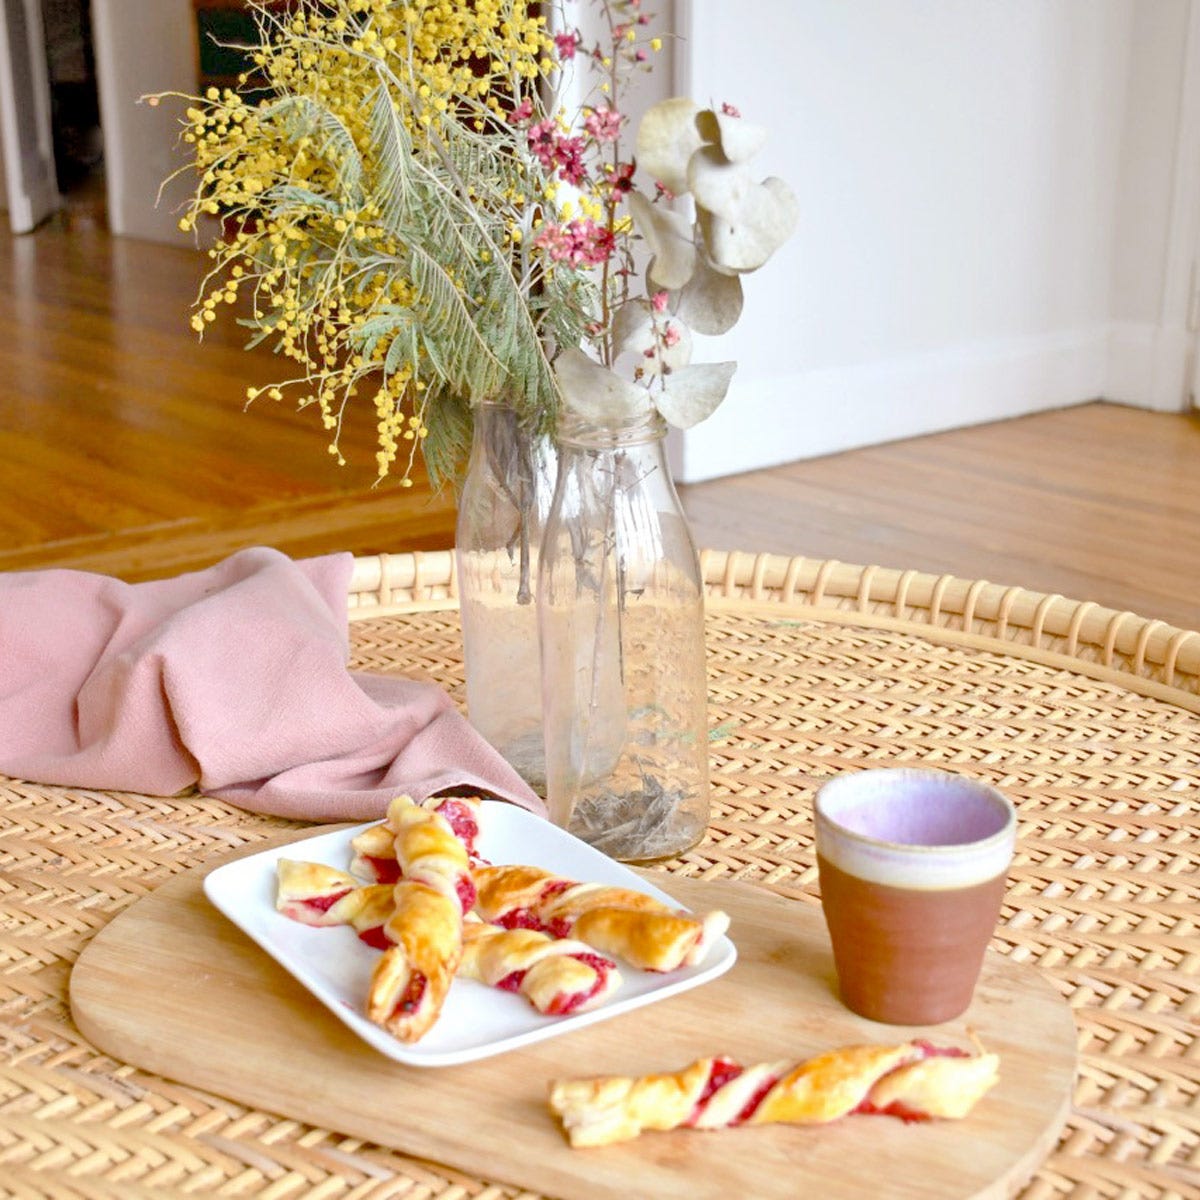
xmin=814 ymin=768 xmax=1016 ymax=1025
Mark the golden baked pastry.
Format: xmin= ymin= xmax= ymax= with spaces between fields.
xmin=459 ymin=920 xmax=622 ymax=1016
xmin=385 ymin=795 xmax=475 ymax=915
xmin=364 ymin=796 xmax=472 ymax=1042
xmin=548 ymin=1041 xmax=1000 ymax=1146
xmin=274 ymin=859 xmax=363 ymax=926
xmin=365 ymin=879 xmax=462 ymax=1042
xmin=348 ymin=822 xmax=401 ymax=883
xmin=350 ymin=795 xmax=485 ymax=883
xmin=473 ymin=863 xmax=729 ymax=971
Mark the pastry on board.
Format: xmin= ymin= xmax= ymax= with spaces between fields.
xmin=548 ymin=1040 xmax=1000 ymax=1147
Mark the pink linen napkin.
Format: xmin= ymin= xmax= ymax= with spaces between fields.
xmin=0 ymin=546 xmax=545 ymax=820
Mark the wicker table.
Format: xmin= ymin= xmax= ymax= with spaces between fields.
xmin=3 ymin=550 xmax=1198 ymax=1199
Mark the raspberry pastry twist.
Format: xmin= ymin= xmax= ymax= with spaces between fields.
xmin=350 ymin=795 xmax=485 ymax=883
xmin=473 ymin=864 xmax=729 ymax=972
xmin=365 ymin=797 xmax=473 ymax=1042
xmin=459 ymin=920 xmax=623 ymax=1016
xmin=548 ymin=1041 xmax=1000 ymax=1147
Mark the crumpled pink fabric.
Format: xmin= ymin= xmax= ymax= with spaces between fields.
xmin=0 ymin=546 xmax=545 ymax=821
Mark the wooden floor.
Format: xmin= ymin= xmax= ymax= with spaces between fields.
xmin=3 ymin=216 xmax=1199 ymax=630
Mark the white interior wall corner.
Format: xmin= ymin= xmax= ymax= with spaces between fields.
xmin=667 ymin=0 xmax=1194 ymax=482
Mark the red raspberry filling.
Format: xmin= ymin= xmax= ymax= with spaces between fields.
xmin=392 ymin=971 xmax=428 ymax=1017
xmin=456 ymin=874 xmax=478 ymax=915
xmin=364 ymin=856 xmax=401 ymax=884
xmin=497 ymin=909 xmax=543 ymax=932
xmin=435 ymin=799 xmax=481 ymax=854
xmin=356 ymin=925 xmax=391 ymax=951
xmin=913 ymin=1040 xmax=969 ymax=1059
xmin=545 ymin=952 xmax=614 ymax=1016
xmin=688 ymin=1057 xmax=743 ymax=1124
xmin=854 ymin=1098 xmax=930 ymax=1123
xmin=734 ymin=1076 xmax=779 ymax=1123
xmin=496 ymin=882 xmax=575 ymax=933
xmin=495 ymin=969 xmax=528 ymax=993
xmin=300 ymin=887 xmax=352 ymax=914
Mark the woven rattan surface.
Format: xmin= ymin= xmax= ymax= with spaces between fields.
xmin=3 ymin=551 xmax=1197 ymax=1199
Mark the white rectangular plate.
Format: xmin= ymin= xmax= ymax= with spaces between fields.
xmin=203 ymin=802 xmax=737 ymax=1067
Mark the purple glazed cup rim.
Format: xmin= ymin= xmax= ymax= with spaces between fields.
xmin=814 ymin=768 xmax=1016 ymax=890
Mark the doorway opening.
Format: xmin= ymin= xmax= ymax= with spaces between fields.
xmin=41 ymin=0 xmax=104 ymax=228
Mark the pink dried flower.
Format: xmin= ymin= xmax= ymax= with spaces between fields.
xmin=605 ymin=161 xmax=636 ymax=194
xmin=506 ymin=97 xmax=533 ymax=126
xmin=661 ymin=322 xmax=681 ymax=347
xmin=535 ymin=219 xmax=616 ymax=268
xmin=554 ymin=30 xmax=581 ymax=60
xmin=721 ymin=102 xmax=742 ymax=118
xmin=651 ymin=291 xmax=669 ymax=313
xmin=554 ymin=136 xmax=588 ymax=186
xmin=527 ymin=119 xmax=559 ymax=169
xmin=527 ymin=121 xmax=587 ymax=186
xmin=584 ymin=106 xmax=625 ymax=143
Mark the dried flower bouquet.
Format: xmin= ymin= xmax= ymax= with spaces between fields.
xmin=159 ymin=0 xmax=796 ymax=486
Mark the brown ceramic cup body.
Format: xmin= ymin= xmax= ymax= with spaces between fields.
xmin=815 ymin=769 xmax=1016 ymax=1025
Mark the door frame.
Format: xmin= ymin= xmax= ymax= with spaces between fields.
xmin=0 ymin=0 xmax=61 ymax=232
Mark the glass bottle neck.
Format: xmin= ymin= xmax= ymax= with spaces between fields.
xmin=554 ymin=408 xmax=668 ymax=451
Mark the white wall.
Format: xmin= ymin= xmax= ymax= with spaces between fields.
xmin=1107 ymin=0 xmax=1199 ymax=410
xmin=669 ymin=0 xmax=1199 ymax=482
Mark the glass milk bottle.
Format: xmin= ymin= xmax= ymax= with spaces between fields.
xmin=538 ymin=409 xmax=710 ymax=861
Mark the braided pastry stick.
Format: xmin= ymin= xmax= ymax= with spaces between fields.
xmin=473 ymin=864 xmax=729 ymax=971
xmin=365 ymin=797 xmax=472 ymax=1042
xmin=548 ymin=1041 xmax=1000 ymax=1146
xmin=350 ymin=794 xmax=485 ymax=883
xmin=459 ymin=920 xmax=622 ymax=1016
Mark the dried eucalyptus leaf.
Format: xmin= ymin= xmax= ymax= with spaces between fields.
xmin=693 ymin=165 xmax=799 ymax=273
xmin=611 ymin=300 xmax=650 ymax=358
xmin=654 ymin=361 xmax=737 ymax=429
xmin=636 ymin=97 xmax=703 ymax=196
xmin=554 ymin=347 xmax=651 ymax=422
xmin=627 ymin=191 xmax=697 ymax=291
xmin=694 ymin=109 xmax=768 ymax=164
xmin=676 ymin=257 xmax=744 ymax=335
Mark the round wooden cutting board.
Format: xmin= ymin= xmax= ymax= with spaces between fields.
xmin=70 ymin=836 xmax=1077 ymax=1200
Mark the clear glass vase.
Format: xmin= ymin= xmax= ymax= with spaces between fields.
xmin=455 ymin=401 xmax=556 ymax=793
xmin=538 ymin=409 xmax=711 ymax=862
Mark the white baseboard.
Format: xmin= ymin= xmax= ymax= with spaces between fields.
xmin=673 ymin=327 xmax=1112 ymax=483
xmin=1105 ymin=321 xmax=1195 ymax=413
